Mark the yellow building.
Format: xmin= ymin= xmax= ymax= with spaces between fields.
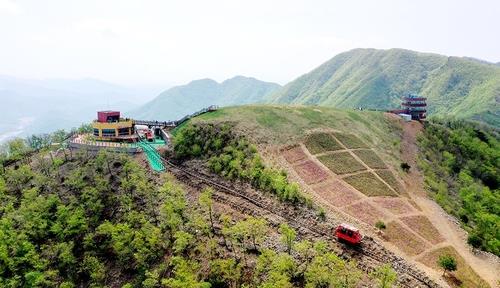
xmin=92 ymin=111 xmax=137 ymax=141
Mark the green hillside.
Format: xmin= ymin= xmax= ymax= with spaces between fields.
xmin=130 ymin=76 xmax=280 ymax=121
xmin=268 ymin=48 xmax=500 ymax=127
xmin=187 ymin=105 xmax=402 ymax=168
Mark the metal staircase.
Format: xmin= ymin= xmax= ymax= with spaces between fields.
xmin=137 ymin=140 xmax=165 ymax=172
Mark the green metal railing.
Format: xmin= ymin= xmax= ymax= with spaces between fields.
xmin=137 ymin=140 xmax=165 ymax=172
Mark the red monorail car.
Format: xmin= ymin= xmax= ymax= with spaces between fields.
xmin=335 ymin=223 xmax=362 ymax=245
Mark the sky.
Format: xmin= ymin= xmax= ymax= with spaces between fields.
xmin=1 ymin=0 xmax=499 ymax=86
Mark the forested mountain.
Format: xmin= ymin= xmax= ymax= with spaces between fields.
xmin=268 ymin=48 xmax=500 ymax=127
xmin=129 ymin=76 xmax=280 ymax=120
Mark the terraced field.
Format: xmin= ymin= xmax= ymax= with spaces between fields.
xmin=375 ymin=169 xmax=402 ymax=192
xmin=353 ymin=149 xmax=387 ymax=169
xmin=372 ymin=197 xmax=416 ymax=215
xmin=333 ymin=132 xmax=369 ymax=148
xmin=293 ymin=160 xmax=329 ymax=184
xmin=279 ymin=130 xmax=487 ymax=287
xmin=318 ymin=152 xmax=366 ymax=174
xmin=344 ymin=172 xmax=398 ymax=197
xmin=384 ymin=221 xmax=430 ymax=256
xmin=282 ymin=145 xmax=307 ymax=163
xmin=401 ymin=215 xmax=445 ymax=245
xmin=304 ymin=132 xmax=343 ymax=154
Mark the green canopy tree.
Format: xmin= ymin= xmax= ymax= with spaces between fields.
xmin=438 ymin=254 xmax=457 ymax=276
xmin=279 ymin=223 xmax=296 ymax=254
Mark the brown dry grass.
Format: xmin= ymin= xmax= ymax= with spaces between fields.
xmin=317 ymin=152 xmax=367 ymax=175
xmin=343 ymin=201 xmax=386 ymax=225
xmin=304 ymin=132 xmax=343 ymax=154
xmin=353 ymin=149 xmax=387 ymax=169
xmin=343 ymin=172 xmax=397 ymax=197
xmin=384 ymin=221 xmax=430 ymax=256
xmin=371 ymin=197 xmax=416 ymax=215
xmin=400 ymin=215 xmax=445 ymax=245
xmin=374 ymin=169 xmax=402 ymax=192
xmin=293 ymin=160 xmax=329 ymax=184
xmin=333 ymin=132 xmax=369 ymax=148
xmin=313 ymin=180 xmax=361 ymax=207
xmin=282 ymin=146 xmax=307 ymax=163
xmin=417 ymin=246 xmax=490 ymax=288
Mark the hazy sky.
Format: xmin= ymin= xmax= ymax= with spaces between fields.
xmin=1 ymin=0 xmax=499 ymax=86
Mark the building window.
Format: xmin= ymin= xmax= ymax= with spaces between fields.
xmin=93 ymin=129 xmax=99 ymax=136
xmin=102 ymin=129 xmax=116 ymax=137
xmin=118 ymin=128 xmax=130 ymax=136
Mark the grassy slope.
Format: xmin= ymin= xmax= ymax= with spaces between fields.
xmin=191 ymin=105 xmax=402 ymax=167
xmin=269 ymin=48 xmax=500 ymax=127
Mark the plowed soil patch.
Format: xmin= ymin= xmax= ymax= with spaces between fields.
xmin=400 ymin=215 xmax=445 ymax=245
xmin=384 ymin=221 xmax=430 ymax=256
xmin=343 ymin=201 xmax=386 ymax=225
xmin=313 ymin=180 xmax=361 ymax=207
xmin=293 ymin=160 xmax=329 ymax=184
xmin=371 ymin=197 xmax=416 ymax=215
xmin=318 ymin=152 xmax=366 ymax=174
xmin=417 ymin=246 xmax=489 ymax=288
xmin=283 ymin=146 xmax=307 ymax=163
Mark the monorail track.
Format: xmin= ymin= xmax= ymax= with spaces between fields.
xmin=161 ymin=158 xmax=441 ymax=288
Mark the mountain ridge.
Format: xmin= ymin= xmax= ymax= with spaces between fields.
xmin=130 ymin=75 xmax=280 ymax=120
xmin=268 ymin=48 xmax=500 ymax=127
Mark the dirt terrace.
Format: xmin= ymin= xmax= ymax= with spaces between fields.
xmin=280 ymin=128 xmax=497 ymax=287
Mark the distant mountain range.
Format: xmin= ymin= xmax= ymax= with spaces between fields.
xmin=2 ymin=48 xmax=499 ymax=143
xmin=268 ymin=48 xmax=500 ymax=127
xmin=130 ymin=76 xmax=280 ymax=120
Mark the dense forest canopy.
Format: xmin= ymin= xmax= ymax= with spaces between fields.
xmin=418 ymin=119 xmax=500 ymax=255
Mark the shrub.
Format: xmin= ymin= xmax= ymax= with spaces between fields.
xmin=375 ymin=220 xmax=386 ymax=230
xmin=317 ymin=207 xmax=326 ymax=221
xmin=400 ymin=162 xmax=411 ymax=172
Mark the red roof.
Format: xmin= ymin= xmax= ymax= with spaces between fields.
xmin=97 ymin=111 xmax=120 ymax=123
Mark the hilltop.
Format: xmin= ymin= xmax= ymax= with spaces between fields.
xmin=267 ymin=48 xmax=500 ymax=127
xmin=130 ymin=76 xmax=280 ymax=120
xmin=182 ymin=105 xmax=497 ymax=287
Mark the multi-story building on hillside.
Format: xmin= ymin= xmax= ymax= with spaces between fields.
xmin=402 ymin=94 xmax=427 ymax=120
